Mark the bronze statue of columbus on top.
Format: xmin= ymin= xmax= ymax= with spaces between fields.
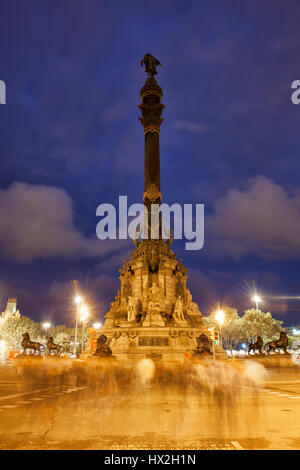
xmin=140 ymin=53 xmax=162 ymax=76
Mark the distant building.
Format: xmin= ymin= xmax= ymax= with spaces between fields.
xmin=1 ymin=298 xmax=21 ymax=321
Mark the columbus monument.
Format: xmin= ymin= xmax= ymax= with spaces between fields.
xmin=101 ymin=54 xmax=211 ymax=360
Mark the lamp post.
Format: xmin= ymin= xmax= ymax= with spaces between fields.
xmin=74 ymin=295 xmax=83 ymax=357
xmin=252 ymin=294 xmax=261 ymax=311
xmin=79 ymin=305 xmax=89 ymax=354
xmin=42 ymin=322 xmax=51 ymax=335
xmin=215 ymin=309 xmax=225 ymax=348
xmin=80 ymin=305 xmax=89 ymax=331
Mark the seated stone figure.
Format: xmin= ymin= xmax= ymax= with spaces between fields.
xmin=93 ymin=334 xmax=113 ymax=357
xmin=143 ymin=282 xmax=165 ymax=327
xmin=193 ymin=334 xmax=213 ymax=357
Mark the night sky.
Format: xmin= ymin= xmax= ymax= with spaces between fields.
xmin=0 ymin=0 xmax=299 ymax=327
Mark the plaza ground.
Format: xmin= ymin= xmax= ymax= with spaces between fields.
xmin=0 ymin=358 xmax=299 ymax=450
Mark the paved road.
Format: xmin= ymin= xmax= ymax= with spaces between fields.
xmin=0 ymin=359 xmax=299 ymax=450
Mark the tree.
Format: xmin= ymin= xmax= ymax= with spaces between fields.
xmin=0 ymin=315 xmax=45 ymax=349
xmin=53 ymin=332 xmax=71 ymax=352
xmin=205 ymin=307 xmax=244 ymax=352
xmin=241 ymin=309 xmax=282 ymax=343
xmin=0 ymin=314 xmax=89 ymax=352
xmin=51 ymin=324 xmax=74 ymax=337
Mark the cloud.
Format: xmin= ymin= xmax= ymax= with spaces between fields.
xmin=44 ymin=273 xmax=119 ymax=324
xmin=0 ymin=182 xmax=126 ymax=262
xmin=174 ymin=120 xmax=208 ymax=134
xmin=207 ymin=176 xmax=300 ymax=260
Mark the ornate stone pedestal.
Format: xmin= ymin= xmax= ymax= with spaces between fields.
xmin=101 ymin=239 xmax=210 ymax=360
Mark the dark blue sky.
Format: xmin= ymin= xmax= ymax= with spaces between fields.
xmin=0 ymin=0 xmax=299 ymax=326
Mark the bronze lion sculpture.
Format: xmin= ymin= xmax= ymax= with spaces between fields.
xmin=265 ymin=331 xmax=289 ymax=354
xmin=47 ymin=336 xmax=62 ymax=355
xmin=93 ymin=334 xmax=112 ymax=357
xmin=248 ymin=335 xmax=264 ymax=355
xmin=193 ymin=334 xmax=213 ymax=357
xmin=21 ymin=332 xmax=43 ymax=355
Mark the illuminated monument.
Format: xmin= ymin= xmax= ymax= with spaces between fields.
xmin=102 ymin=54 xmax=209 ymax=359
xmin=1 ymin=298 xmax=20 ymax=321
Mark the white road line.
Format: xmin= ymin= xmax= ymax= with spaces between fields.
xmin=30 ymin=397 xmax=44 ymax=401
xmin=266 ymin=380 xmax=300 ymax=385
xmin=0 ymin=404 xmax=18 ymax=409
xmin=265 ymin=391 xmax=300 ymax=399
xmin=231 ymin=441 xmax=244 ymax=450
xmin=0 ymin=386 xmax=65 ymax=402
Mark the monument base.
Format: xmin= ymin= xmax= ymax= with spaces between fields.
xmin=101 ymin=325 xmax=224 ymax=361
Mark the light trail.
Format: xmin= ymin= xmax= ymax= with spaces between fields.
xmin=264 ymin=296 xmax=300 ymax=300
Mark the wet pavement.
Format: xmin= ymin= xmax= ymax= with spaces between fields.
xmin=0 ymin=358 xmax=299 ymax=450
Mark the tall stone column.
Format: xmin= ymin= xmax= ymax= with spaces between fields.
xmin=139 ymin=54 xmax=165 ymax=239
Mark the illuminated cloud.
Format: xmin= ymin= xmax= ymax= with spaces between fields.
xmin=207 ymin=176 xmax=300 ymax=260
xmin=0 ymin=182 xmax=126 ymax=262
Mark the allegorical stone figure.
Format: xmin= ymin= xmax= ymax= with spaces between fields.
xmin=127 ymin=296 xmax=136 ymax=322
xmin=140 ymin=53 xmax=162 ymax=76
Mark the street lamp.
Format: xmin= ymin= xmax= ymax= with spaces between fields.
xmin=215 ymin=309 xmax=225 ymax=326
xmin=252 ymin=294 xmax=261 ymax=311
xmin=42 ymin=322 xmax=51 ymax=335
xmin=74 ymin=295 xmax=83 ymax=357
xmin=93 ymin=322 xmax=102 ymax=330
xmin=80 ymin=305 xmax=89 ymax=329
xmin=215 ymin=309 xmax=225 ymax=348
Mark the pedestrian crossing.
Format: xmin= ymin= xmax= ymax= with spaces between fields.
xmin=264 ymin=388 xmax=300 ymax=400
xmin=0 ymin=385 xmax=88 ymax=411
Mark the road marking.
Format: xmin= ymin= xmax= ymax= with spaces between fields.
xmin=0 ymin=386 xmax=65 ymax=402
xmin=231 ymin=441 xmax=244 ymax=450
xmin=266 ymin=380 xmax=300 ymax=385
xmin=30 ymin=397 xmax=44 ymax=401
xmin=0 ymin=404 xmax=18 ymax=409
xmin=264 ymin=389 xmax=300 ymax=400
